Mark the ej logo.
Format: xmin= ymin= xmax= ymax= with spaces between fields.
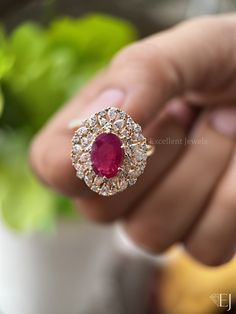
xmin=210 ymin=293 xmax=232 ymax=312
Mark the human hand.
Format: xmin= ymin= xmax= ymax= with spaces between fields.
xmin=30 ymin=14 xmax=236 ymax=266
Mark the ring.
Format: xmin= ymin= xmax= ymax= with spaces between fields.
xmin=71 ymin=107 xmax=154 ymax=196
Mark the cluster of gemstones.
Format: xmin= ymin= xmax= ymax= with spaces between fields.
xmin=71 ymin=107 xmax=148 ymax=196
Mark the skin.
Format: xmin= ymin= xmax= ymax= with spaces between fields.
xmin=30 ymin=14 xmax=236 ymax=267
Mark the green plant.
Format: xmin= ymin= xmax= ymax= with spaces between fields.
xmin=0 ymin=14 xmax=137 ymax=232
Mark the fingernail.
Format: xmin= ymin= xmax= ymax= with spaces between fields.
xmin=165 ymin=99 xmax=196 ymax=129
xmin=68 ymin=89 xmax=125 ymax=128
xmin=210 ymin=107 xmax=236 ymax=137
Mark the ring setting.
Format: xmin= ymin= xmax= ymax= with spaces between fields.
xmin=71 ymin=107 xmax=153 ymax=196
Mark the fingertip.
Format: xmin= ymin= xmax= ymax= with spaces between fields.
xmin=185 ymin=242 xmax=235 ymax=267
xmin=164 ymin=98 xmax=197 ymax=129
xmin=30 ymin=130 xmax=87 ymax=197
xmin=74 ymin=197 xmax=122 ymax=223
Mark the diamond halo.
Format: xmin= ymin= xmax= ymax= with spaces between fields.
xmin=71 ymin=107 xmax=150 ymax=196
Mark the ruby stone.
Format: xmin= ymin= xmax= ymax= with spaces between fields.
xmin=91 ymin=133 xmax=124 ymax=178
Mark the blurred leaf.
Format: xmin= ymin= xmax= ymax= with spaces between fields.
xmin=0 ymin=27 xmax=15 ymax=80
xmin=48 ymin=14 xmax=137 ymax=63
xmin=0 ymin=86 xmax=3 ymax=116
xmin=0 ymin=50 xmax=14 ymax=80
xmin=0 ymin=14 xmax=137 ymax=232
xmin=1 ymin=14 xmax=137 ymax=132
xmin=0 ymin=28 xmax=14 ymax=117
xmin=0 ymin=133 xmax=77 ymax=232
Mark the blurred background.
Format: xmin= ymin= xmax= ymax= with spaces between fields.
xmin=0 ymin=1 xmax=236 ymax=314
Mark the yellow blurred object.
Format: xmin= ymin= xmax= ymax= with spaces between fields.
xmin=161 ymin=248 xmax=236 ymax=314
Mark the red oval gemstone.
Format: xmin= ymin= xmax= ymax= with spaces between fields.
xmin=91 ymin=133 xmax=124 ymax=178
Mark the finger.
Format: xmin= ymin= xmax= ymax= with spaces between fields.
xmin=124 ymin=107 xmax=235 ymax=253
xmin=74 ymin=101 xmax=195 ymax=222
xmin=185 ymin=108 xmax=236 ymax=266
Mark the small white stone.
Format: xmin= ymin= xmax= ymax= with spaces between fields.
xmin=81 ymin=137 xmax=89 ymax=146
xmin=126 ymin=143 xmax=144 ymax=159
xmin=109 ymin=177 xmax=118 ymax=188
xmin=108 ymin=108 xmax=117 ymax=120
xmin=128 ymin=177 xmax=137 ymax=186
xmin=72 ymin=135 xmax=80 ymax=144
xmin=126 ymin=138 xmax=133 ymax=146
xmin=130 ymin=143 xmax=139 ymax=151
xmin=97 ymin=111 xmax=107 ymax=126
xmin=76 ymin=168 xmax=84 ymax=179
xmin=117 ymin=111 xmax=126 ymax=120
xmin=133 ymin=133 xmax=145 ymax=142
xmin=128 ymin=168 xmax=137 ymax=177
xmin=84 ymin=172 xmax=94 ymax=186
xmin=133 ymin=164 xmax=144 ymax=176
xmin=114 ymin=119 xmax=125 ymax=130
xmin=80 ymin=133 xmax=93 ymax=147
xmin=126 ymin=117 xmax=133 ymax=124
xmin=140 ymin=143 xmax=147 ymax=153
xmin=80 ymin=153 xmax=90 ymax=163
xmin=99 ymin=117 xmax=108 ymax=127
xmin=99 ymin=184 xmax=110 ymax=196
xmin=91 ymin=125 xmax=100 ymax=134
xmin=72 ymin=144 xmax=82 ymax=154
xmin=88 ymin=116 xmax=97 ymax=127
xmin=133 ymin=123 xmax=142 ymax=133
xmin=91 ymin=185 xmax=100 ymax=193
xmin=120 ymin=128 xmax=130 ymax=137
xmin=139 ymin=162 xmax=147 ymax=174
xmin=135 ymin=151 xmax=145 ymax=162
xmin=75 ymin=161 xmax=82 ymax=170
xmin=119 ymin=178 xmax=128 ymax=191
xmin=76 ymin=126 xmax=87 ymax=136
xmin=103 ymin=122 xmax=113 ymax=130
xmin=94 ymin=176 xmax=104 ymax=186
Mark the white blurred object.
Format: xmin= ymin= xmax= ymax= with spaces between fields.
xmin=143 ymin=0 xmax=236 ymax=29
xmin=0 ymin=221 xmax=112 ymax=314
xmin=79 ymin=224 xmax=157 ymax=314
xmin=186 ymin=0 xmax=220 ymax=17
xmin=79 ymin=224 xmax=183 ymax=314
xmin=0 ymin=220 xmax=181 ymax=314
